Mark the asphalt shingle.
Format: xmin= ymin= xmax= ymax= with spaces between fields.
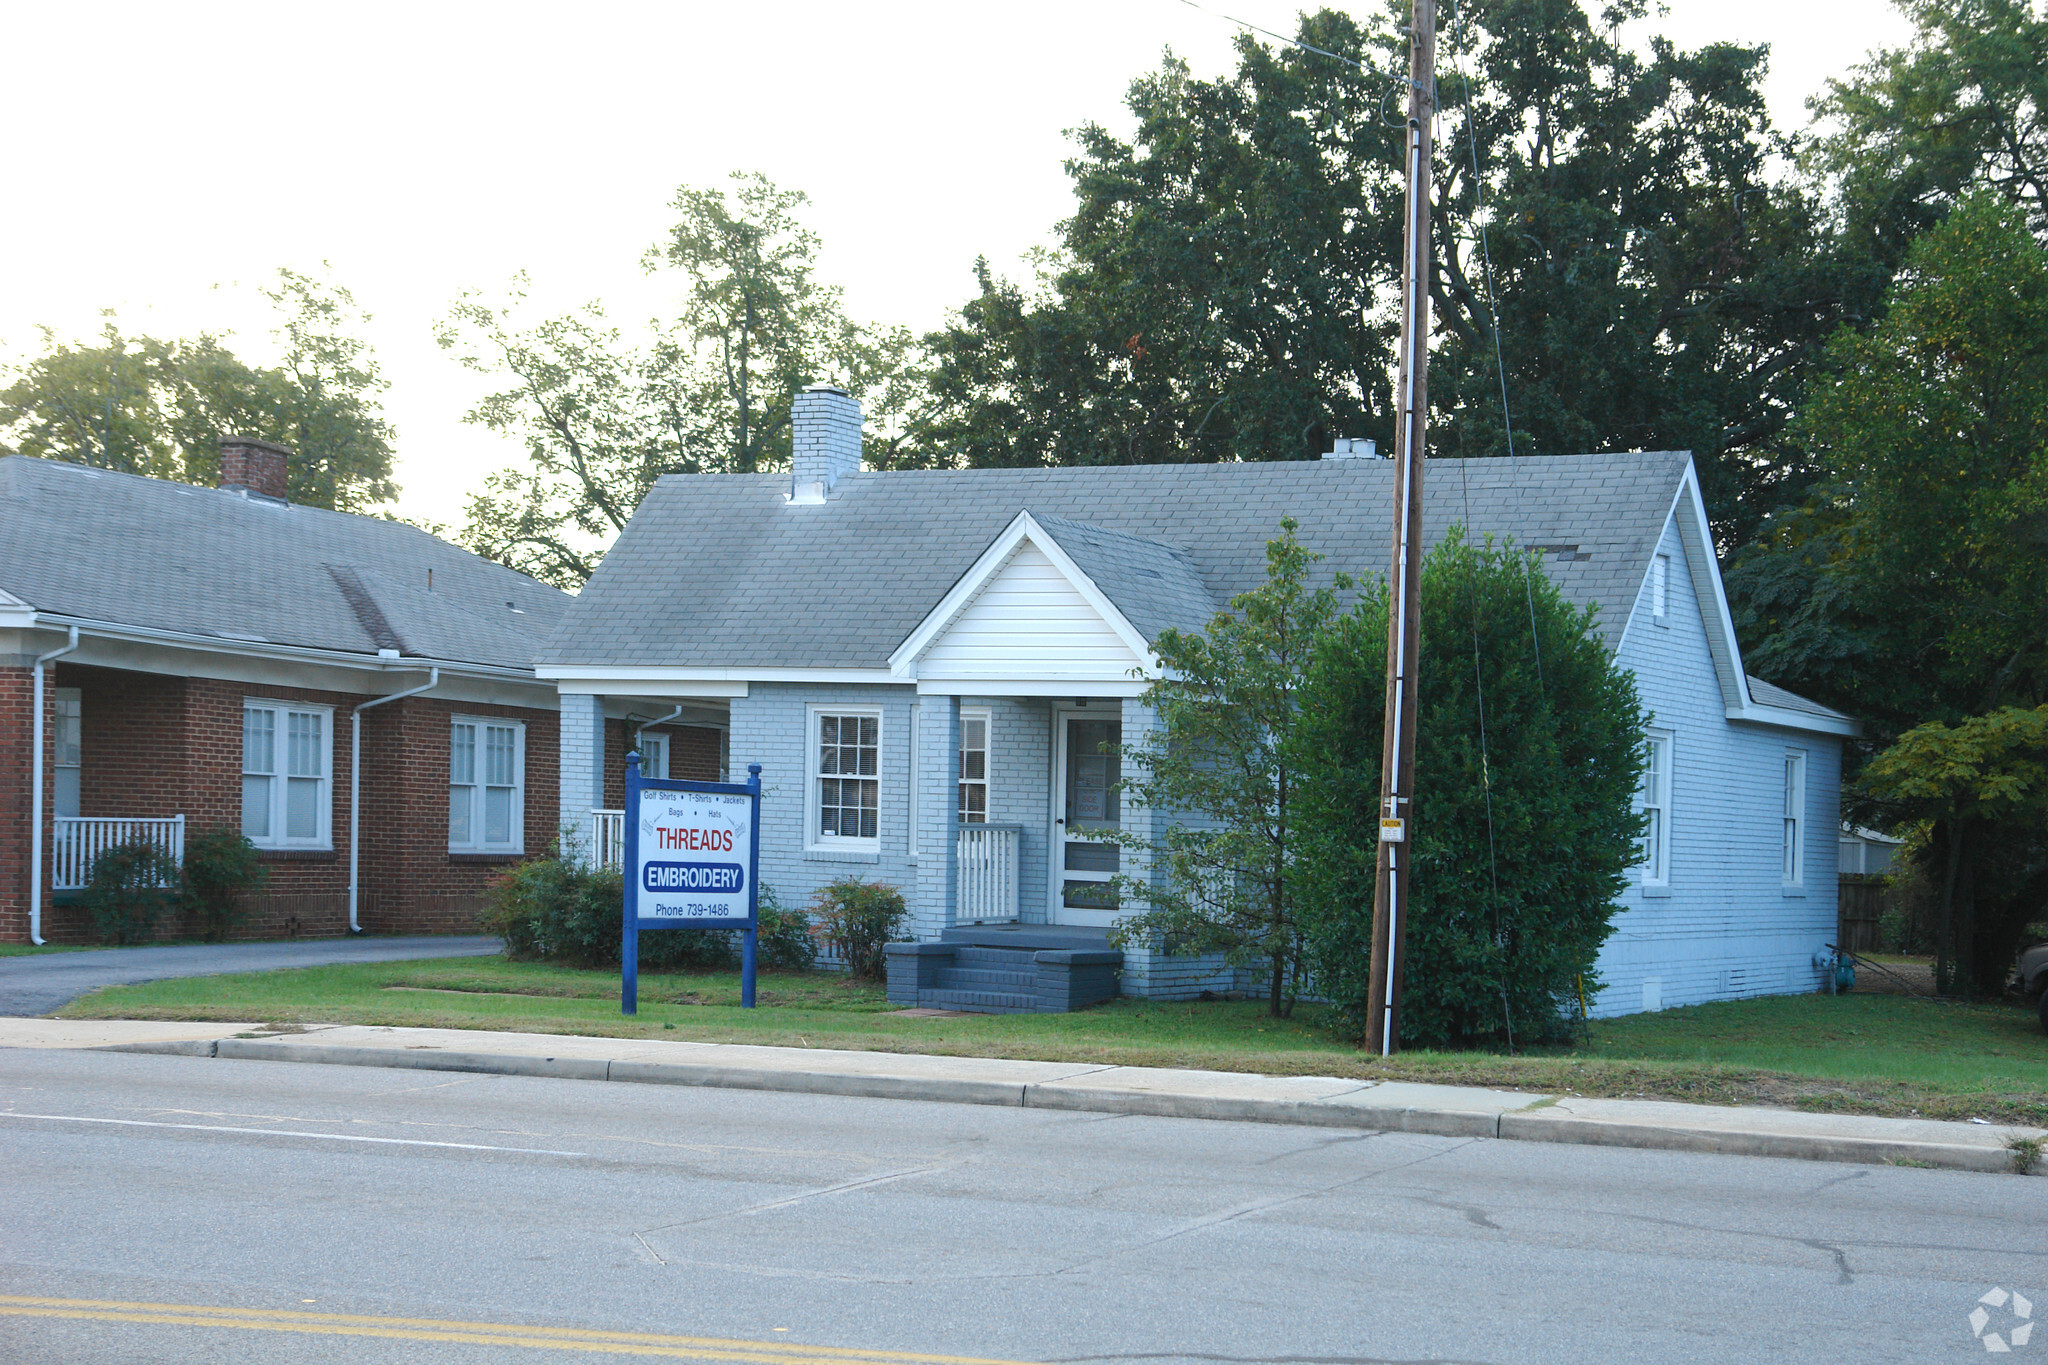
xmin=544 ymin=453 xmax=1692 ymax=669
xmin=0 ymin=457 xmax=567 ymax=669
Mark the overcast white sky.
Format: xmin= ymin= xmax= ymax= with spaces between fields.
xmin=0 ymin=0 xmax=1913 ymax=528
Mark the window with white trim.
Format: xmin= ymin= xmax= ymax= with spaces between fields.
xmin=958 ymin=709 xmax=991 ymax=823
xmin=639 ymin=733 xmax=668 ymax=780
xmin=1639 ymin=730 xmax=1672 ymax=885
xmin=243 ymin=700 xmax=332 ymax=849
xmin=53 ymin=687 xmax=81 ymax=819
xmin=1652 ymin=553 xmax=1670 ymax=623
xmin=1782 ymin=749 xmax=1807 ymax=886
xmin=450 ymin=718 xmax=525 ymax=854
xmin=810 ymin=708 xmax=881 ymax=849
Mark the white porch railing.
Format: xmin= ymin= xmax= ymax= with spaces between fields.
xmin=591 ymin=809 xmax=625 ymax=869
xmin=956 ymin=822 xmax=1023 ymax=923
xmin=52 ymin=815 xmax=185 ymax=891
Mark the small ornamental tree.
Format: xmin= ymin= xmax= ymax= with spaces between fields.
xmin=1110 ymin=519 xmax=1348 ymax=1018
xmin=1296 ymin=532 xmax=1647 ymax=1049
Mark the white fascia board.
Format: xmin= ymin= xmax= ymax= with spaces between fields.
xmin=28 ymin=612 xmax=538 ymax=686
xmin=1725 ymin=702 xmax=1861 ymax=738
xmin=916 ymin=678 xmax=1151 ymax=698
xmin=887 ymin=510 xmax=1157 ymax=676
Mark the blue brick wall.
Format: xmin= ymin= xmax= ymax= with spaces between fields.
xmin=1595 ymin=515 xmax=1842 ymax=1016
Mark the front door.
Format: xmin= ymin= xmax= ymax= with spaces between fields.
xmin=1053 ymin=710 xmax=1121 ymax=926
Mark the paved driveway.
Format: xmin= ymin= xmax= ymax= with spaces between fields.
xmin=0 ymin=936 xmax=501 ymax=1016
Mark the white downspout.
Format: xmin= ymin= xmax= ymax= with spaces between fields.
xmin=348 ymin=666 xmax=438 ymax=934
xmin=28 ymin=624 xmax=80 ymax=945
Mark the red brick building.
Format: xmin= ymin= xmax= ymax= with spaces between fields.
xmin=0 ymin=439 xmax=724 ymax=943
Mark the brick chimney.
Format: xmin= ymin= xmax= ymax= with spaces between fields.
xmin=218 ymin=435 xmax=291 ymax=501
xmin=788 ymin=384 xmax=862 ymax=504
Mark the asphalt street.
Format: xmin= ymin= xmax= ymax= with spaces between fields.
xmin=0 ymin=935 xmax=501 ymax=1015
xmin=3 ymin=1048 xmax=2042 ymax=1363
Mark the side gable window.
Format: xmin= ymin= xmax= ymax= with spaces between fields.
xmin=958 ymin=710 xmax=991 ymax=823
xmin=1652 ymin=553 xmax=1670 ymax=624
xmin=451 ymin=717 xmax=525 ymax=854
xmin=809 ymin=707 xmax=881 ymax=851
xmin=243 ymin=700 xmax=332 ymax=850
xmin=1782 ymin=749 xmax=1807 ymax=887
xmin=1639 ymin=730 xmax=1672 ymax=886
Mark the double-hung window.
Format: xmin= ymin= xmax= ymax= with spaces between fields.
xmin=1639 ymin=730 xmax=1672 ymax=887
xmin=243 ymin=701 xmax=332 ymax=849
xmin=958 ymin=709 xmax=990 ymax=823
xmin=1782 ymin=749 xmax=1807 ymax=888
xmin=53 ymin=687 xmax=81 ymax=818
xmin=450 ymin=718 xmax=525 ymax=854
xmin=810 ymin=708 xmax=880 ymax=851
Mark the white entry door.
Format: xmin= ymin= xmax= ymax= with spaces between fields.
xmin=1052 ymin=709 xmax=1121 ymax=926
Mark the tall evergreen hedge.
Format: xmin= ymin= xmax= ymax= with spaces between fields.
xmin=1295 ymin=532 xmax=1648 ymax=1048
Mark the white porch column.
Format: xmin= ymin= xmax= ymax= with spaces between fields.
xmin=911 ymin=695 xmax=959 ymax=940
xmin=558 ymin=692 xmax=605 ymax=862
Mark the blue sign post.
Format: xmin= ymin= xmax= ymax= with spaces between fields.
xmin=622 ymin=754 xmax=763 ymax=1015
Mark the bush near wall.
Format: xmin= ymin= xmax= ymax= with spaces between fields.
xmin=482 ymin=852 xmax=813 ymax=972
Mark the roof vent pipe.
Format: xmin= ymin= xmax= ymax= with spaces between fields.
xmin=1321 ymin=437 xmax=1380 ymax=459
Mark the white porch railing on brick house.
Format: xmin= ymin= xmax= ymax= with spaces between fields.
xmin=956 ymin=822 xmax=1023 ymax=923
xmin=591 ymin=810 xmax=624 ymax=869
xmin=52 ymin=815 xmax=185 ymax=891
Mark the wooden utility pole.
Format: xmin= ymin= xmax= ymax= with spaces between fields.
xmin=1364 ymin=0 xmax=1436 ymax=1057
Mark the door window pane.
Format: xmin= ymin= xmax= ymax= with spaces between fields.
xmin=1065 ymin=719 xmax=1120 ymax=828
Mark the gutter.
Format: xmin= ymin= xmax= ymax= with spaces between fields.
xmin=28 ymin=611 xmax=542 ymax=688
xmin=28 ymin=625 xmax=80 ymax=944
xmin=348 ymin=666 xmax=439 ymax=934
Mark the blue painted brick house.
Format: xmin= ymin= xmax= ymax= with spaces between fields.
xmin=541 ymin=386 xmax=1855 ymax=1015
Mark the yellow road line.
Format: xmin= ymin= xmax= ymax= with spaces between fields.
xmin=0 ymin=1297 xmax=1036 ymax=1364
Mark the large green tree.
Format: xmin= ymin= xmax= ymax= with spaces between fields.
xmin=0 ymin=270 xmax=398 ymax=511
xmin=1813 ymin=0 xmax=2048 ymax=263
xmin=441 ymin=172 xmax=915 ymax=589
xmin=1296 ymin=532 xmax=1645 ymax=1049
xmin=914 ymin=2 xmax=1871 ymax=546
xmin=1733 ymin=194 xmax=2048 ymax=993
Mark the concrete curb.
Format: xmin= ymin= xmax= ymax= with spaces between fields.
xmin=88 ymin=1030 xmax=2044 ymax=1177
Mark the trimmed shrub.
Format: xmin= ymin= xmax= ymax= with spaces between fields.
xmin=1296 ymin=532 xmax=1648 ymax=1049
xmin=754 ymin=884 xmax=817 ymax=972
xmin=84 ymin=839 xmax=181 ymax=945
xmin=810 ymin=878 xmax=907 ymax=981
xmin=179 ymin=827 xmax=268 ymax=942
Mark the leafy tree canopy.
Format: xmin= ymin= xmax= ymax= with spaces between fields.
xmin=0 ymin=270 xmax=398 ymax=511
xmin=913 ymin=2 xmax=1875 ymax=546
xmin=1813 ymin=0 xmax=2048 ymax=260
xmin=439 ymin=172 xmax=917 ymax=588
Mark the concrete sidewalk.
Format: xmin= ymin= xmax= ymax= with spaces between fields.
xmin=5 ymin=1018 xmax=2040 ymax=1177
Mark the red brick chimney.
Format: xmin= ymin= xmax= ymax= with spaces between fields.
xmin=218 ymin=435 xmax=291 ymax=500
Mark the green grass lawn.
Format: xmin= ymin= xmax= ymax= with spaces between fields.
xmin=57 ymin=956 xmax=2048 ymax=1126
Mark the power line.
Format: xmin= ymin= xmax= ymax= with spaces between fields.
xmin=1170 ymin=0 xmax=1390 ymax=79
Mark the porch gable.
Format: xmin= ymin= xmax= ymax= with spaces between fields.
xmin=891 ymin=512 xmax=1156 ymax=688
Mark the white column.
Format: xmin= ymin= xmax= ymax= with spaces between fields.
xmin=557 ymin=693 xmax=606 ymax=862
xmin=912 ymin=696 xmax=959 ymax=940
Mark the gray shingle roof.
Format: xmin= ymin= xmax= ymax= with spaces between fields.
xmin=544 ymin=453 xmax=1691 ymax=669
xmin=0 ymin=456 xmax=568 ymax=670
xmin=1030 ymin=515 xmax=1216 ymax=641
xmin=1746 ymin=674 xmax=1853 ymax=722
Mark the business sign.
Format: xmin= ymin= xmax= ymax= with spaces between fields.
xmin=634 ymin=787 xmax=752 ymax=924
xmin=622 ymin=758 xmax=764 ymax=1015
